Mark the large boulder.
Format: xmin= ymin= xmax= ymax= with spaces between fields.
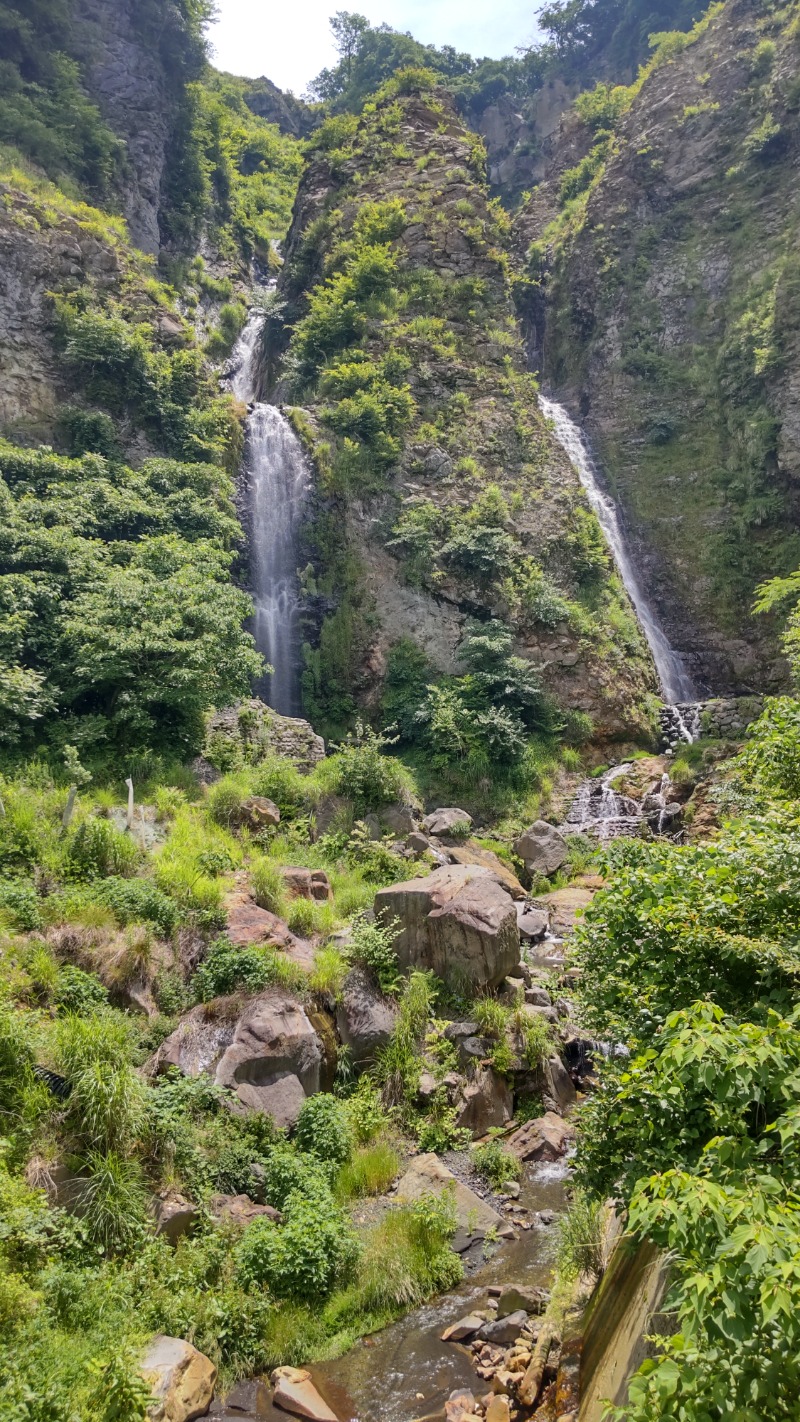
xmin=506 ymin=1111 xmax=575 ymax=1162
xmin=335 ymin=966 xmax=398 ymax=1065
xmin=513 ymin=821 xmax=569 ymax=876
xmin=448 ymin=843 xmax=526 ymax=900
xmin=374 ymin=864 xmax=519 ymax=988
xmin=422 ymin=807 xmax=472 ymax=836
xmin=395 ymin=1153 xmax=512 ymax=1248
xmin=454 ymin=1066 xmax=513 ymax=1137
xmin=140 ymin=1335 xmax=216 ymax=1422
xmin=151 ymin=991 xmax=323 ymax=1129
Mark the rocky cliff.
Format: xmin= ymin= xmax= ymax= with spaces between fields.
xmin=517 ymin=0 xmax=800 ymax=694
xmin=272 ymin=77 xmax=657 ymax=741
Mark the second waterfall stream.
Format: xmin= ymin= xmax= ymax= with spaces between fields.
xmin=230 ymin=310 xmax=311 ymax=716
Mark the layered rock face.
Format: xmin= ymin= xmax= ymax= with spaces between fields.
xmin=519 ymin=0 xmax=800 ymax=693
xmin=276 ymin=83 xmax=658 ymax=737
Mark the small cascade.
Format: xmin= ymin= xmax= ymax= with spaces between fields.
xmin=228 ymin=310 xmax=311 ymax=716
xmin=562 ymin=764 xmax=643 ymax=841
xmin=539 ymin=395 xmax=698 ymax=709
xmin=660 ymin=701 xmax=702 ymax=749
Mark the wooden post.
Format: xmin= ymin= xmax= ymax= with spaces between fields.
xmin=125 ymin=777 xmax=134 ymax=831
xmin=62 ymin=786 xmax=78 ymax=829
xmin=518 ymin=1320 xmax=555 ymax=1409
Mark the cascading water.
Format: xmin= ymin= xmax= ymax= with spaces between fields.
xmin=229 ymin=310 xmax=311 ymax=716
xmin=539 ymin=396 xmax=699 ymax=723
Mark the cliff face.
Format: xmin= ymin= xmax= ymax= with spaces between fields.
xmin=274 ymin=81 xmax=657 ymax=741
xmin=518 ymin=0 xmax=800 ymax=694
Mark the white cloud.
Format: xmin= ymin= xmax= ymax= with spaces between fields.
xmin=207 ymin=0 xmax=541 ymax=95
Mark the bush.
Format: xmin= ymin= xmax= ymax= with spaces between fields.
xmin=54 ymin=966 xmax=108 ymax=1016
xmin=348 ymin=914 xmax=402 ymax=995
xmin=192 ymin=939 xmax=274 ymax=1000
xmin=471 ymin=1139 xmax=521 ymax=1190
xmin=95 ymin=877 xmax=180 ymax=935
xmin=0 ymin=879 xmax=42 ymax=932
xmin=237 ymin=1180 xmax=359 ymax=1302
xmin=65 ymin=820 xmax=140 ymax=881
xmin=330 ymin=723 xmax=410 ymax=811
xmin=295 ymin=1094 xmax=352 ymax=1167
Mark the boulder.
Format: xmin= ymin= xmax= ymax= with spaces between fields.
xmin=485 ymin=1398 xmax=511 ymax=1422
xmin=477 ymin=1310 xmax=530 ymax=1345
xmin=224 ymin=890 xmax=309 ymax=958
xmin=422 ymin=807 xmax=473 ymax=836
xmin=209 ymin=1193 xmax=281 ymax=1227
xmin=235 ymin=796 xmax=281 ymax=830
xmin=380 ymin=802 xmax=419 ymax=836
xmin=152 ymin=991 xmax=323 ymax=1129
xmin=513 ymin=821 xmax=568 ymax=877
xmin=448 ymin=843 xmax=526 ymax=899
xmin=280 ymin=867 xmax=333 ymax=902
xmin=140 ymin=1335 xmax=216 ymax=1422
xmin=496 ymin=1284 xmax=548 ymax=1319
xmin=395 ymin=1153 xmax=511 ymax=1247
xmin=335 ymin=967 xmax=398 ymax=1066
xmin=516 ymin=903 xmax=550 ymax=941
xmin=454 ymin=1066 xmax=512 ymax=1137
xmin=531 ymin=885 xmax=595 ymax=937
xmin=441 ymin=1314 xmax=484 ymax=1342
xmin=407 ymin=831 xmax=431 ymax=854
xmin=543 ymin=1055 xmax=577 ymax=1114
xmin=270 ymin=1367 xmax=338 ymax=1422
xmin=525 ymin=987 xmax=552 ymax=1007
xmin=375 ymin=864 xmax=519 ymax=989
xmin=153 ymin=1194 xmax=199 ymax=1245
xmin=506 ymin=1111 xmax=575 ymax=1163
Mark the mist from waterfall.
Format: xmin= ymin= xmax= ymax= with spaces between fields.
xmin=230 ymin=310 xmax=311 ymax=717
xmin=539 ymin=395 xmax=697 ymax=705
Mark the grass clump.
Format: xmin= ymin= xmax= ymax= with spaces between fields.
xmin=471 ymin=1138 xmax=521 ymax=1191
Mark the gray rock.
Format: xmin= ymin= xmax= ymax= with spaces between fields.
xmin=375 ymin=864 xmax=520 ymax=988
xmin=544 ymin=1054 xmax=577 ymax=1113
xmin=525 ymin=986 xmax=552 ymax=1007
xmin=477 ymin=1310 xmax=530 ymax=1344
xmin=513 ymin=821 xmax=568 ymax=876
xmin=152 ymin=1195 xmax=199 ymax=1244
xmin=454 ymin=1066 xmax=512 ymax=1137
xmin=335 ymin=966 xmax=398 ymax=1066
xmin=422 ymin=807 xmax=473 ymax=836
xmin=407 ymin=831 xmax=431 ymax=854
xmin=380 ymin=802 xmax=419 ymax=836
xmin=496 ymin=1285 xmax=548 ymax=1319
xmin=517 ymin=903 xmax=550 ymax=941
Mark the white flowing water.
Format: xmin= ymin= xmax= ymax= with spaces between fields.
xmin=229 ymin=311 xmax=311 ymax=716
xmin=539 ymin=395 xmax=698 ymax=707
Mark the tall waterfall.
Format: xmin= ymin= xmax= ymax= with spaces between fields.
xmin=230 ymin=311 xmax=311 ymax=716
xmin=539 ymin=395 xmax=697 ymax=705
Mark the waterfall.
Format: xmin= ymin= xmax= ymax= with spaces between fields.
xmin=229 ymin=311 xmax=311 ymax=717
xmin=539 ymin=395 xmax=697 ymax=707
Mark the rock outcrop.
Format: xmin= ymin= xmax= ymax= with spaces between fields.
xmin=151 ymin=991 xmax=323 ymax=1128
xmin=374 ymin=864 xmax=520 ymax=988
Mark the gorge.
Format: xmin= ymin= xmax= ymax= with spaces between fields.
xmin=2 ymin=1 xmax=800 ymax=1420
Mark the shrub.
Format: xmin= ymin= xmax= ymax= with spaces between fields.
xmin=54 ymin=966 xmax=108 ymax=1016
xmin=192 ymin=939 xmax=274 ymax=1001
xmin=95 ymin=877 xmax=180 ymax=935
xmin=347 ymin=914 xmax=402 ymax=995
xmin=0 ymin=879 xmax=42 ymax=932
xmin=65 ymin=820 xmax=140 ymax=881
xmin=259 ymin=1144 xmax=331 ymax=1210
xmin=295 ymin=1094 xmax=352 ymax=1166
xmin=330 ymin=723 xmax=410 ymax=811
xmin=471 ymin=1139 xmax=521 ymax=1190
xmin=237 ymin=1181 xmax=359 ymax=1302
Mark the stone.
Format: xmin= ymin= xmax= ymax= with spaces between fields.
xmin=279 ymin=867 xmax=333 ymax=902
xmin=516 ymin=902 xmax=550 ymax=941
xmin=335 ymin=966 xmax=398 ymax=1066
xmin=224 ymin=891 xmax=311 ymax=964
xmin=506 ymin=1111 xmax=575 ymax=1163
xmin=544 ymin=1055 xmax=577 ymax=1113
xmin=441 ymin=1314 xmax=484 ymax=1342
xmin=525 ymin=986 xmax=552 ymax=1007
xmin=395 ymin=1153 xmax=508 ymax=1246
xmin=235 ymin=796 xmax=281 ymax=830
xmin=477 ymin=1310 xmax=530 ymax=1345
xmin=454 ymin=1066 xmax=512 ymax=1137
xmin=448 ymin=844 xmax=526 ymax=899
xmin=375 ymin=864 xmax=520 ymax=988
xmin=270 ymin=1367 xmax=338 ymax=1422
xmin=380 ymin=802 xmax=419 ymax=836
xmin=513 ymin=821 xmax=568 ymax=876
xmin=153 ymin=1195 xmax=199 ymax=1245
xmin=152 ymin=991 xmax=323 ymax=1128
xmin=418 ymin=1070 xmax=439 ymax=1101
xmin=422 ymin=807 xmax=473 ymax=836
xmin=485 ymin=1397 xmax=511 ymax=1422
xmin=444 ymin=1391 xmax=476 ymax=1422
xmin=407 ymin=831 xmax=431 ymax=854
xmin=309 ymin=871 xmax=333 ymax=902
xmin=140 ymin=1335 xmax=217 ymax=1422
xmin=209 ymin=1193 xmax=281 ymax=1228
xmin=496 ymin=1284 xmax=548 ymax=1319
xmin=532 ymin=886 xmax=595 ymax=937
xmin=205 ymin=701 xmax=325 ymax=774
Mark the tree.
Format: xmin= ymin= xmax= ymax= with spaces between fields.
xmin=331 ymin=11 xmax=371 ymax=81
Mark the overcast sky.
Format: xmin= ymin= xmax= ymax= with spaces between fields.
xmin=207 ymin=0 xmax=541 ymax=96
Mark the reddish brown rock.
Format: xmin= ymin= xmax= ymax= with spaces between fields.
xmin=209 ymin=1193 xmax=281 ymax=1227
xmin=506 ymin=1111 xmax=575 ymax=1162
xmin=280 ymin=867 xmax=333 ymax=902
xmin=270 ymin=1367 xmax=338 ymax=1422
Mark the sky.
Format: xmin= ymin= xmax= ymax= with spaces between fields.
xmin=207 ymin=0 xmax=541 ymax=96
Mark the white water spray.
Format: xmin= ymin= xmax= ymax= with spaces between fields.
xmin=539 ymin=395 xmax=697 ymax=707
xmin=229 ymin=311 xmax=311 ymax=716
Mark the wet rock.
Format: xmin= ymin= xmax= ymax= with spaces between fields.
xmin=484 ymin=1397 xmax=511 ymax=1422
xmin=506 ymin=1111 xmax=575 ymax=1162
xmin=375 ymin=864 xmax=520 ymax=988
xmin=270 ymin=1367 xmax=338 ymax=1422
xmin=516 ymin=903 xmax=550 ymax=941
xmin=445 ymin=1391 xmax=477 ymax=1422
xmin=422 ymin=807 xmax=473 ymax=836
xmin=448 ymin=844 xmax=526 ymax=899
xmin=477 ymin=1310 xmax=530 ymax=1344
xmin=140 ymin=1335 xmax=216 ymax=1422
xmin=153 ymin=1194 xmax=199 ymax=1244
xmin=441 ymin=1314 xmax=484 ymax=1342
xmin=396 ymin=1153 xmax=510 ymax=1246
xmin=335 ymin=966 xmax=398 ymax=1066
xmin=454 ymin=1066 xmax=512 ymax=1137
xmin=151 ymin=991 xmax=323 ymax=1128
xmin=209 ymin=1193 xmax=281 ymax=1228
xmin=513 ymin=822 xmax=568 ymax=876
xmin=496 ymin=1284 xmax=548 ymax=1318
